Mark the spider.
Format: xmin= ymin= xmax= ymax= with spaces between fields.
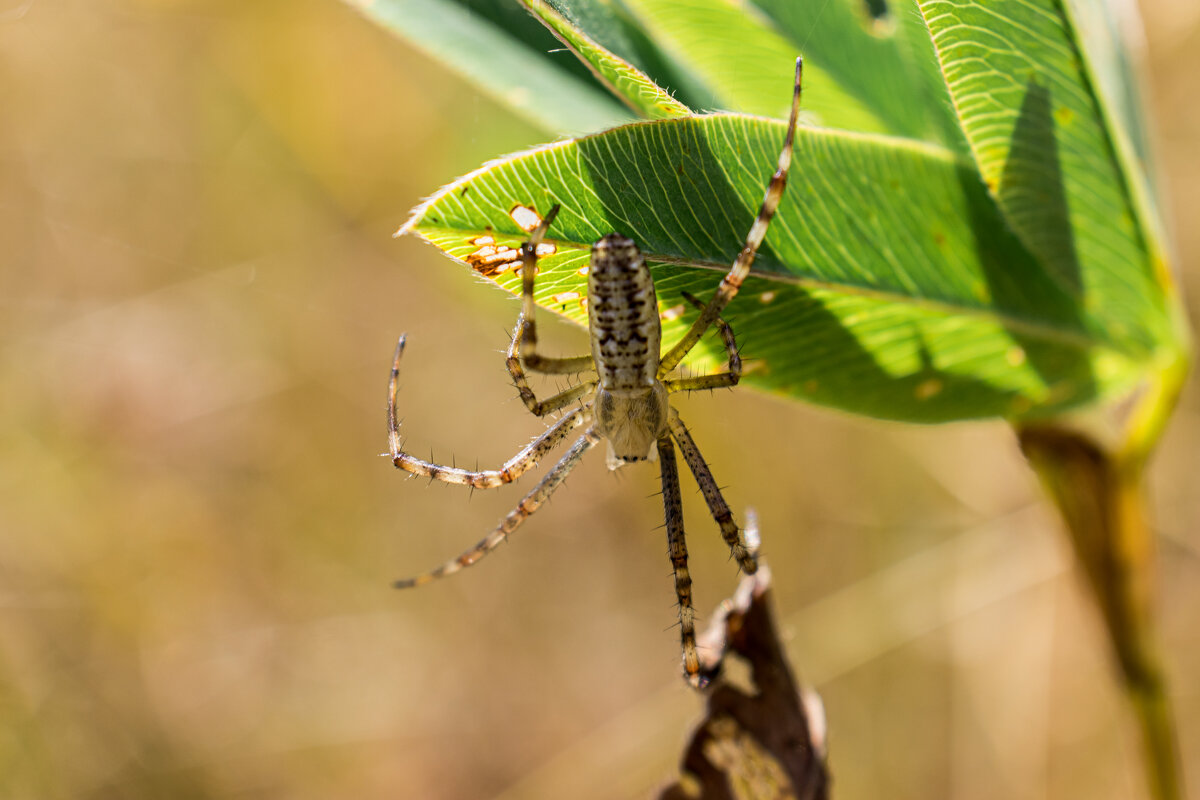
xmin=388 ymin=58 xmax=802 ymax=688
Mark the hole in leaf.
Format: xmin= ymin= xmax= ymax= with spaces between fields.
xmin=862 ymin=0 xmax=889 ymax=20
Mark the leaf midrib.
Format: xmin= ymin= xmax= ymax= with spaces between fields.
xmin=655 ymin=256 xmax=1118 ymax=354
xmin=403 ymin=114 xmax=1150 ymax=366
xmin=408 ymin=225 xmax=1135 ymax=363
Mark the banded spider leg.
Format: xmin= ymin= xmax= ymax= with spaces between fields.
xmin=388 ymin=57 xmax=803 ymax=687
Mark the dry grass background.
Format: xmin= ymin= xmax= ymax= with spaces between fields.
xmin=0 ymin=0 xmax=1197 ymax=797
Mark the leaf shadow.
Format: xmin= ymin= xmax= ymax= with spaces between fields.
xmin=571 ymin=120 xmax=1052 ymax=421
xmin=999 ymin=78 xmax=1083 ymax=297
xmin=959 ymin=77 xmax=1096 ymax=414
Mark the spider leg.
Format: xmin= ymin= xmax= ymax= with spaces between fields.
xmin=395 ymin=425 xmax=601 ymax=589
xmin=663 ymin=290 xmax=741 ymax=393
xmin=658 ymin=57 xmax=802 ymax=377
xmin=667 ymin=408 xmax=758 ymax=575
xmin=389 ymin=335 xmax=588 ymax=488
xmin=517 ymin=205 xmax=596 ymax=375
xmin=506 ymin=319 xmax=597 ymax=415
xmin=658 ymin=434 xmax=705 ymax=687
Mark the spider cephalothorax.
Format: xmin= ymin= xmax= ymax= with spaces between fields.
xmin=388 ymin=58 xmax=803 ymax=687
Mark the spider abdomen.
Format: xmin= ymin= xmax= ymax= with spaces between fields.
xmin=588 ymin=234 xmax=661 ymax=391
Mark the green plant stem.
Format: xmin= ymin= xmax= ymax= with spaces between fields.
xmin=1018 ymin=363 xmax=1186 ymax=800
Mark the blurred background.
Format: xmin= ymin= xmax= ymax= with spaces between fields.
xmin=1 ymin=0 xmax=1197 ymax=797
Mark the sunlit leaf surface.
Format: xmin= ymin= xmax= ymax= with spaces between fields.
xmin=614 ymin=0 xmax=889 ymax=133
xmin=403 ymin=115 xmax=1155 ymax=422
xmin=750 ymin=0 xmax=965 ymax=146
xmin=518 ymin=0 xmax=692 ymax=121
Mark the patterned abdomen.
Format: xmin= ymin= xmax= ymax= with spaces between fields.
xmin=588 ymin=234 xmax=662 ymax=390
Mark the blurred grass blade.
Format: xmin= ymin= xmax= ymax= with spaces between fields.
xmin=519 ymin=0 xmax=692 ymax=120
xmin=401 ymin=115 xmax=1160 ymax=423
xmin=492 ymin=505 xmax=1068 ymax=800
xmin=344 ymin=0 xmax=633 ymax=135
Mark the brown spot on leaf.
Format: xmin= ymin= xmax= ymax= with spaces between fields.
xmin=463 ymin=236 xmax=556 ymax=277
xmin=465 ymin=245 xmax=520 ymax=277
xmin=915 ymin=378 xmax=943 ymax=400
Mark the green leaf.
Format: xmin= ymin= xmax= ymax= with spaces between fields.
xmin=1067 ymin=0 xmax=1156 ymax=170
xmin=401 ymin=115 xmax=1151 ymax=423
xmin=519 ymin=0 xmax=692 ymax=120
xmin=347 ymin=0 xmax=953 ymax=146
xmin=916 ymin=0 xmax=1179 ymax=359
xmin=614 ymin=0 xmax=890 ymax=134
xmin=344 ymin=0 xmax=633 ymax=135
xmin=749 ymin=0 xmax=963 ymax=146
